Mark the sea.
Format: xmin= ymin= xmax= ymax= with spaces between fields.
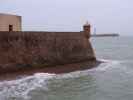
xmin=0 ymin=36 xmax=133 ymax=100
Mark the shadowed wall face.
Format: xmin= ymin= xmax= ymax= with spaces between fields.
xmin=0 ymin=31 xmax=96 ymax=68
xmin=0 ymin=14 xmax=21 ymax=31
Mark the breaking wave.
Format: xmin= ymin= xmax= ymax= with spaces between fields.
xmin=93 ymin=59 xmax=121 ymax=71
xmin=0 ymin=59 xmax=121 ymax=100
xmin=0 ymin=73 xmax=55 ymax=100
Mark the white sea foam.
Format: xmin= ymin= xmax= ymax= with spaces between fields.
xmin=0 ymin=73 xmax=55 ymax=100
xmin=55 ymin=70 xmax=91 ymax=79
xmin=0 ymin=59 xmax=121 ymax=100
xmin=55 ymin=59 xmax=120 ymax=79
xmin=93 ymin=59 xmax=121 ymax=71
xmin=0 ymin=71 xmax=91 ymax=100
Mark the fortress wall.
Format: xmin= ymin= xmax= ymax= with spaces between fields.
xmin=0 ymin=31 xmax=96 ymax=68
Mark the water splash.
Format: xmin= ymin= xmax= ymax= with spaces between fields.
xmin=93 ymin=59 xmax=121 ymax=71
xmin=0 ymin=73 xmax=55 ymax=100
xmin=0 ymin=59 xmax=121 ymax=100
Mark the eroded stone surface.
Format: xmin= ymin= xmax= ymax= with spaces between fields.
xmin=0 ymin=31 xmax=96 ymax=74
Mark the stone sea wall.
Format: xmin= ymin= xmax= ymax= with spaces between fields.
xmin=0 ymin=31 xmax=96 ymax=72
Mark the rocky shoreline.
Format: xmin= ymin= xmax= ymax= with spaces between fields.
xmin=0 ymin=60 xmax=101 ymax=81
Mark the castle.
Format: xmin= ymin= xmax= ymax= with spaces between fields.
xmin=0 ymin=13 xmax=96 ymax=74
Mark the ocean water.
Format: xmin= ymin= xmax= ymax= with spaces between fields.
xmin=0 ymin=36 xmax=133 ymax=100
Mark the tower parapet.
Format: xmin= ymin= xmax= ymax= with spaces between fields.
xmin=83 ymin=22 xmax=91 ymax=39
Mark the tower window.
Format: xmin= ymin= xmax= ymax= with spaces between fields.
xmin=9 ymin=25 xmax=13 ymax=32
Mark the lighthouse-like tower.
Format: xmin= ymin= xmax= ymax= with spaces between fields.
xmin=83 ymin=21 xmax=91 ymax=39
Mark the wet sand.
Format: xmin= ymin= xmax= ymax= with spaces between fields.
xmin=0 ymin=60 xmax=101 ymax=81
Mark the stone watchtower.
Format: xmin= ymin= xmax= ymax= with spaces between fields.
xmin=82 ymin=22 xmax=96 ymax=60
xmin=83 ymin=22 xmax=91 ymax=39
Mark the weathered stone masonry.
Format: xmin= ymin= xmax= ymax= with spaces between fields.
xmin=0 ymin=13 xmax=97 ymax=75
xmin=0 ymin=31 xmax=96 ymax=68
xmin=0 ymin=12 xmax=96 ymax=74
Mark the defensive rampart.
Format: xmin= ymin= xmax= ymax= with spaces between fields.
xmin=0 ymin=31 xmax=96 ymax=73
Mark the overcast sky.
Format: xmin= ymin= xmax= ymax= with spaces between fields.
xmin=0 ymin=0 xmax=133 ymax=35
